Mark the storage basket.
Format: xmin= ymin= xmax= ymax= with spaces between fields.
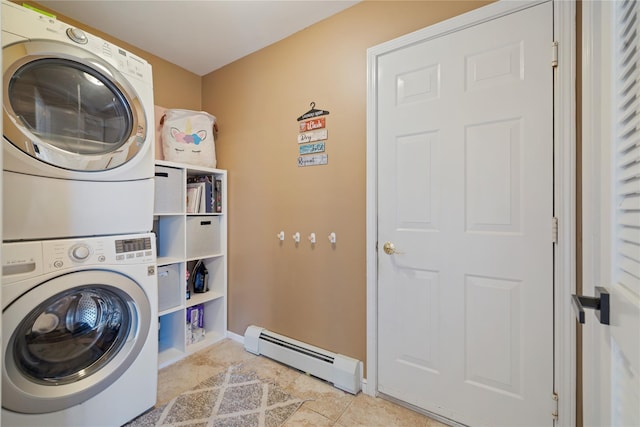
xmin=161 ymin=109 xmax=217 ymax=168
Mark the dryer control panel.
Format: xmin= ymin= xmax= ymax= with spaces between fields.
xmin=1 ymin=0 xmax=153 ymax=82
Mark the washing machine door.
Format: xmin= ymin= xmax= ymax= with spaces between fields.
xmin=2 ymin=39 xmax=146 ymax=171
xmin=2 ymin=270 xmax=152 ymax=414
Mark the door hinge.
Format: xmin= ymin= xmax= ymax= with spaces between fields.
xmin=552 ymin=217 xmax=559 ymax=244
xmin=552 ymin=41 xmax=559 ymax=68
xmin=552 ymin=392 xmax=559 ymax=420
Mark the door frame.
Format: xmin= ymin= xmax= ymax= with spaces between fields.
xmin=580 ymin=1 xmax=613 ymax=424
xmin=365 ymin=1 xmax=577 ymax=425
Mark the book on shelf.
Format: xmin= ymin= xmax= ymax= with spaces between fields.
xmin=186 ymin=183 xmax=201 ymax=213
xmin=201 ymin=180 xmax=213 ymax=213
xmin=214 ymin=178 xmax=222 ymax=213
xmin=187 ymin=176 xmax=214 ymax=213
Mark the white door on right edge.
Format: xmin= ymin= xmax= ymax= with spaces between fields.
xmin=582 ymin=1 xmax=640 ymax=426
xmin=376 ymin=2 xmax=554 ymax=426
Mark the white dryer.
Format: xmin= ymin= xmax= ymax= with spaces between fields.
xmin=2 ymin=0 xmax=155 ymax=241
xmin=2 ymin=233 xmax=158 ymax=426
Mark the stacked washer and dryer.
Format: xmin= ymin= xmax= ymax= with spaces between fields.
xmin=2 ymin=1 xmax=158 ymax=425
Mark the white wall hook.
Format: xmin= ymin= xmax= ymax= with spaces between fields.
xmin=292 ymin=232 xmax=300 ymax=243
xmin=308 ymin=232 xmax=316 ymax=244
xmin=328 ymin=232 xmax=336 ymax=244
xmin=277 ymin=231 xmax=285 ymax=241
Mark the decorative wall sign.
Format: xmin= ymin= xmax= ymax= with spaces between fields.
xmin=298 ymin=154 xmax=328 ymax=167
xmin=298 ymin=129 xmax=328 ymax=144
xmin=297 ymin=102 xmax=330 ymax=121
xmin=297 ymin=102 xmax=329 ymax=167
xmin=299 ymin=142 xmax=325 ymax=155
xmin=299 ymin=117 xmax=326 ymax=132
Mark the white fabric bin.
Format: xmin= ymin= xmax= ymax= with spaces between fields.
xmin=154 ymin=166 xmax=183 ymax=214
xmin=158 ymin=264 xmax=182 ymax=312
xmin=186 ymin=217 xmax=220 ymax=259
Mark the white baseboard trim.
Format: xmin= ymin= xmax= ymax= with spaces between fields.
xmin=361 ymin=378 xmax=374 ymax=396
xmin=226 ymin=330 xmax=244 ymax=344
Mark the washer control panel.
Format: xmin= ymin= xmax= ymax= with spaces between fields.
xmin=40 ymin=233 xmax=155 ymax=272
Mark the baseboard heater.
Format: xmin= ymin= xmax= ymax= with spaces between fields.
xmin=244 ymin=325 xmax=362 ymax=394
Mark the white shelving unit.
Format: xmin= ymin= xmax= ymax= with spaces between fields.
xmin=153 ymin=160 xmax=227 ymax=368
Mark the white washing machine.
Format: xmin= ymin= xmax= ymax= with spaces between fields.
xmin=2 ymin=233 xmax=158 ymax=426
xmin=2 ymin=0 xmax=155 ymax=241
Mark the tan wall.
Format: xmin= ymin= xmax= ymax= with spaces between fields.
xmin=28 ymin=1 xmax=202 ymax=110
xmin=202 ymin=0 xmax=490 ymax=366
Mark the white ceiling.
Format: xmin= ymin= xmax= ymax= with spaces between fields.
xmin=37 ymin=1 xmax=360 ymax=76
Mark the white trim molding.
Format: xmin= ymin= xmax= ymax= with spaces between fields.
xmin=226 ymin=330 xmax=245 ymax=344
xmin=553 ymin=1 xmax=577 ymax=425
xmin=366 ymin=1 xmax=576 ymax=425
xmin=580 ymin=1 xmax=610 ymax=424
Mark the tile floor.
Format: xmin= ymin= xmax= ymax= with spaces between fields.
xmin=154 ymin=339 xmax=449 ymax=427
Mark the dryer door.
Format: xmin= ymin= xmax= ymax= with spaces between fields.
xmin=2 ymin=40 xmax=146 ymax=171
xmin=2 ymin=270 xmax=151 ymax=414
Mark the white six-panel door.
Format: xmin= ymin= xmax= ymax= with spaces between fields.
xmin=375 ymin=2 xmax=554 ymax=425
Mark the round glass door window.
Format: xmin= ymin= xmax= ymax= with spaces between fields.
xmin=3 ymin=40 xmax=147 ymax=171
xmin=2 ymin=270 xmax=151 ymax=414
xmin=13 ymin=286 xmax=132 ymax=385
xmin=8 ymin=58 xmax=133 ymax=156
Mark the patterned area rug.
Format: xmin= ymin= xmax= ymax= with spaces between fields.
xmin=125 ymin=365 xmax=303 ymax=427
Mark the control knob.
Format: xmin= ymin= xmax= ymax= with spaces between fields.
xmin=66 ymin=28 xmax=88 ymax=44
xmin=70 ymin=244 xmax=91 ymax=262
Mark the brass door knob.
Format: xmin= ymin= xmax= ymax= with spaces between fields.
xmin=383 ymin=242 xmax=397 ymax=255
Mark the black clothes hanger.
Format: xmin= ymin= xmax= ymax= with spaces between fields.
xmin=297 ymin=102 xmax=330 ymax=121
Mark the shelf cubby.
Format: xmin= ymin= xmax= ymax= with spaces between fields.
xmin=153 ymin=160 xmax=227 ymax=369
